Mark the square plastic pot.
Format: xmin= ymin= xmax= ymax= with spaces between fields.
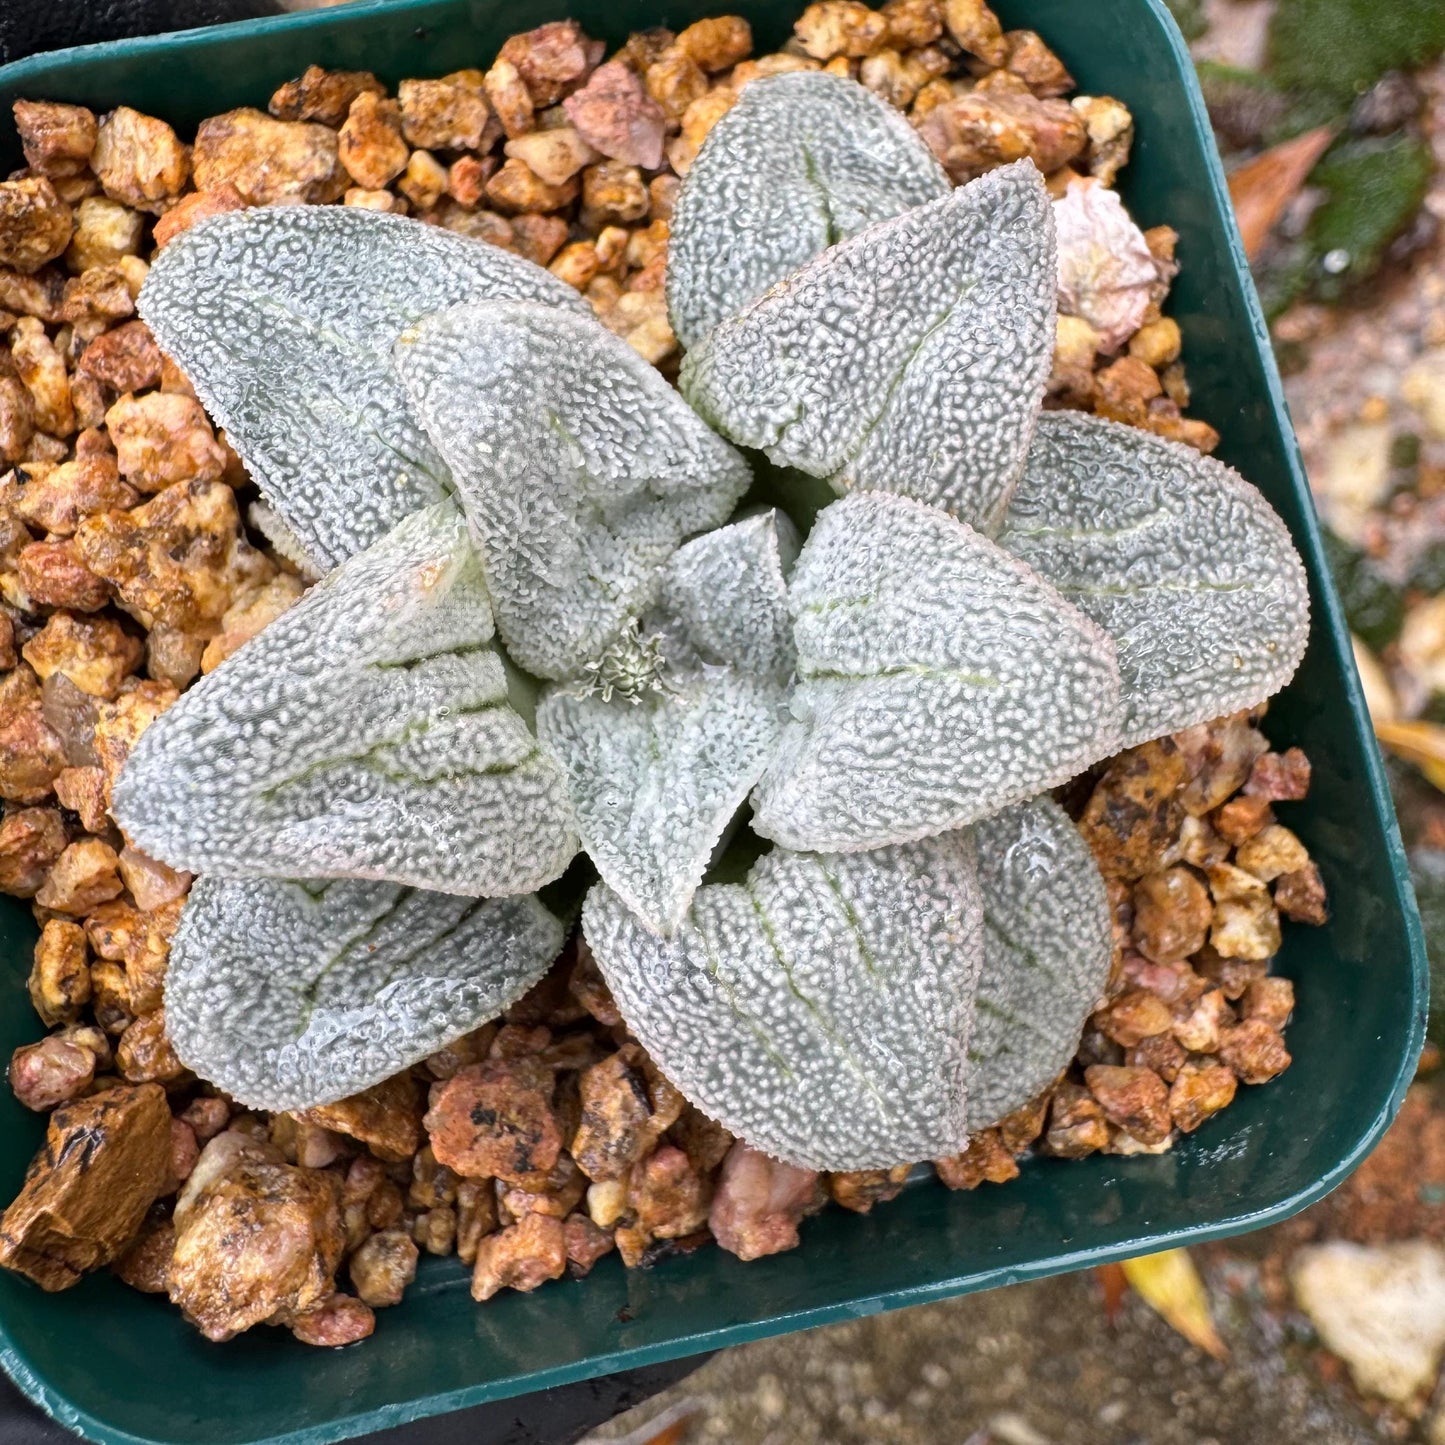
xmin=0 ymin=1 xmax=1428 ymax=1441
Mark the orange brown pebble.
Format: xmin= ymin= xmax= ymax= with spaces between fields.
xmin=1244 ymin=747 xmax=1312 ymax=801
xmin=285 ymin=1293 xmax=375 ymax=1348
xmin=0 ymin=1083 xmax=171 ymax=1290
xmin=0 ymin=178 xmax=74 ymax=274
xmin=167 ymin=1134 xmax=346 ymax=1341
xmin=826 ymin=1165 xmax=912 ymax=1213
xmin=1168 ymin=1061 xmax=1238 ymax=1134
xmin=27 ymin=918 xmax=90 ymax=1026
xmin=1077 ymin=737 xmax=1187 ymax=880
xmin=91 ymin=107 xmax=190 ymax=213
xmin=498 ymin=21 xmax=603 ymax=106
xmin=1219 ymin=1019 xmax=1292 ymax=1084
xmin=425 ymin=1057 xmax=562 ymax=1182
xmin=268 ymin=66 xmax=385 ymax=128
xmin=470 ymin=1212 xmax=566 ymax=1301
xmin=1083 ymin=1064 xmax=1172 ymax=1145
xmin=708 ymin=1142 xmax=823 ymax=1261
xmin=0 ymin=807 xmax=67 ymax=896
xmin=300 ymin=1075 xmax=423 ymax=1164
xmin=9 ymin=1031 xmax=98 ymax=1111
xmin=935 ymin=1129 xmax=1019 ymax=1189
xmin=1131 ymin=866 xmax=1212 ymax=963
xmin=12 ymin=101 xmax=98 ymax=178
xmin=193 ymin=108 xmax=342 ymax=206
xmin=564 ymin=1212 xmax=614 ymax=1276
xmin=151 ymin=185 xmax=248 ymax=250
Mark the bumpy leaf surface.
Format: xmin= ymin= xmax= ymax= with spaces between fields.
xmin=966 ymin=796 xmax=1112 ymax=1131
xmin=998 ymin=413 xmax=1311 ymax=747
xmin=751 ymin=492 xmax=1124 ymax=852
xmin=655 ymin=509 xmax=800 ymax=678
xmin=167 ymin=876 xmax=564 ymax=1111
xmin=583 ymin=832 xmax=984 ymax=1170
xmin=665 ymin=71 xmax=950 ymax=350
xmin=537 ymin=512 xmax=797 ymax=936
xmin=139 ymin=207 xmax=587 ymax=571
xmin=396 ymin=301 xmax=751 ymax=680
xmin=113 ymin=503 xmax=578 ymax=895
xmin=680 ymin=162 xmax=1056 ymax=533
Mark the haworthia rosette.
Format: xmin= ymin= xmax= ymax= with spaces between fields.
xmin=680 ymin=161 xmax=1056 ymax=534
xmin=998 ymin=412 xmax=1311 ymax=747
xmin=665 ymin=71 xmax=950 ymax=351
xmin=395 ymin=301 xmax=752 ymax=681
xmin=750 ymin=492 xmax=1124 ymax=853
xmin=139 ymin=206 xmax=588 ymax=571
xmin=537 ymin=512 xmax=798 ymax=936
xmin=166 ymin=876 xmax=565 ymax=1111
xmin=583 ymin=832 xmax=984 ymax=1170
xmin=113 ymin=502 xmax=578 ymax=895
xmin=966 ymin=796 xmax=1113 ymax=1132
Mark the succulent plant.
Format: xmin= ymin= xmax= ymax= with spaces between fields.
xmin=126 ymin=71 xmax=1309 ymax=1170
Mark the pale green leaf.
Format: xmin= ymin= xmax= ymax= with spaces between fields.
xmin=112 ymin=502 xmax=577 ymax=895
xmin=666 ymin=71 xmax=950 ymax=350
xmin=395 ymin=301 xmax=751 ymax=681
xmin=966 ymin=796 xmax=1112 ymax=1131
xmin=751 ymin=491 xmax=1124 ymax=853
xmin=536 ymin=511 xmax=797 ymax=936
xmin=655 ymin=508 xmax=800 ymax=679
xmin=997 ymin=412 xmax=1311 ymax=747
xmin=583 ymin=832 xmax=983 ymax=1170
xmin=138 ymin=206 xmax=588 ymax=572
xmin=166 ymin=876 xmax=564 ymax=1111
xmin=680 ymin=161 xmax=1056 ymax=533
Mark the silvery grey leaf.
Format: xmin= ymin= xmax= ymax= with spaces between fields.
xmin=139 ymin=206 xmax=588 ymax=571
xmin=166 ymin=876 xmax=564 ymax=1111
xmin=666 ymin=70 xmax=950 ymax=350
xmin=680 ymin=161 xmax=1056 ymax=533
xmin=966 ymin=796 xmax=1112 ymax=1131
xmin=536 ymin=511 xmax=798 ymax=936
xmin=751 ymin=491 xmax=1124 ymax=853
xmin=396 ymin=300 xmax=751 ymax=681
xmin=583 ymin=831 xmax=984 ymax=1170
xmin=655 ymin=508 xmax=800 ymax=679
xmin=998 ymin=412 xmax=1311 ymax=747
xmin=113 ymin=502 xmax=578 ymax=896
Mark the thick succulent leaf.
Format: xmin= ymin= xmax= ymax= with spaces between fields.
xmin=965 ymin=796 xmax=1112 ymax=1132
xmin=583 ymin=832 xmax=984 ymax=1170
xmin=655 ymin=509 xmax=800 ymax=679
xmin=167 ymin=876 xmax=564 ymax=1111
xmin=396 ymin=301 xmax=752 ymax=680
xmin=997 ymin=412 xmax=1312 ymax=747
xmin=750 ymin=492 xmax=1124 ymax=853
xmin=680 ymin=162 xmax=1056 ymax=533
xmin=113 ymin=502 xmax=578 ymax=895
xmin=139 ymin=207 xmax=588 ymax=572
xmin=538 ymin=674 xmax=783 ymax=937
xmin=665 ymin=71 xmax=950 ymax=350
xmin=536 ymin=512 xmax=797 ymax=936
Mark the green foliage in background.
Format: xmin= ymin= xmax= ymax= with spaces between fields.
xmin=1305 ymin=135 xmax=1434 ymax=299
xmin=1320 ymin=527 xmax=1406 ymax=654
xmin=1270 ymin=0 xmax=1445 ymax=104
xmin=1164 ymin=0 xmax=1208 ymax=43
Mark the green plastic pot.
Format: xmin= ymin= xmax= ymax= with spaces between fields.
xmin=0 ymin=2 xmax=1428 ymax=1441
